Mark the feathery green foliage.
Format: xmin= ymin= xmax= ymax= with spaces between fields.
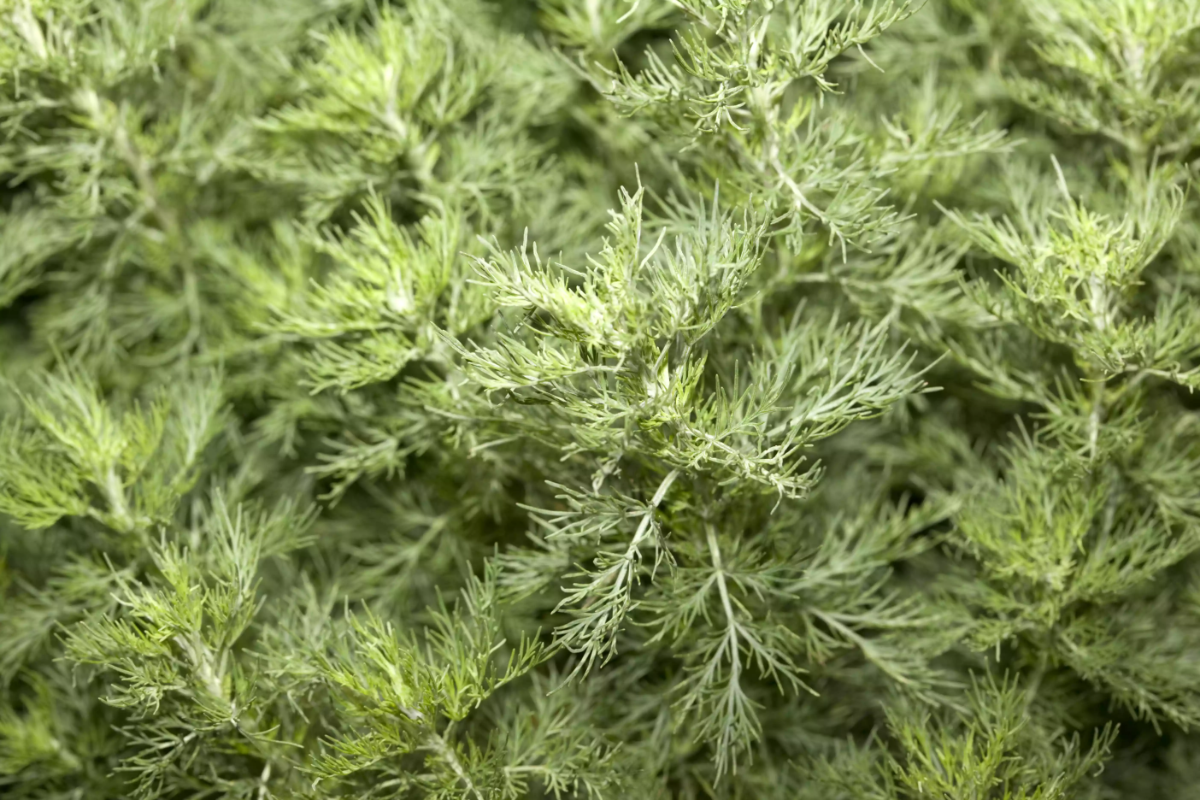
xmin=3 ymin=0 xmax=1200 ymax=797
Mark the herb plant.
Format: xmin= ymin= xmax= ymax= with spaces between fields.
xmin=3 ymin=1 xmax=1200 ymax=798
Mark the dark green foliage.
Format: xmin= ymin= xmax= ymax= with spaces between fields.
xmin=3 ymin=0 xmax=1200 ymax=797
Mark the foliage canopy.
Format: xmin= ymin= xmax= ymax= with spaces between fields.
xmin=3 ymin=0 xmax=1200 ymax=797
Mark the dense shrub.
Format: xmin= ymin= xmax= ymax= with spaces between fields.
xmin=3 ymin=1 xmax=1200 ymax=797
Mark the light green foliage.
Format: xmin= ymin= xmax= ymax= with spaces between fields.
xmin=810 ymin=675 xmax=1117 ymax=799
xmin=0 ymin=366 xmax=224 ymax=533
xmin=1008 ymin=0 xmax=1200 ymax=153
xmin=271 ymin=198 xmax=489 ymax=394
xmin=253 ymin=0 xmax=574 ymax=223
xmin=293 ymin=565 xmax=558 ymax=796
xmin=4 ymin=0 xmax=1200 ymax=798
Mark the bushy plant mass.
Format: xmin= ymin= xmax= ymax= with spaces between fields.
xmin=4 ymin=0 xmax=1200 ymax=797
